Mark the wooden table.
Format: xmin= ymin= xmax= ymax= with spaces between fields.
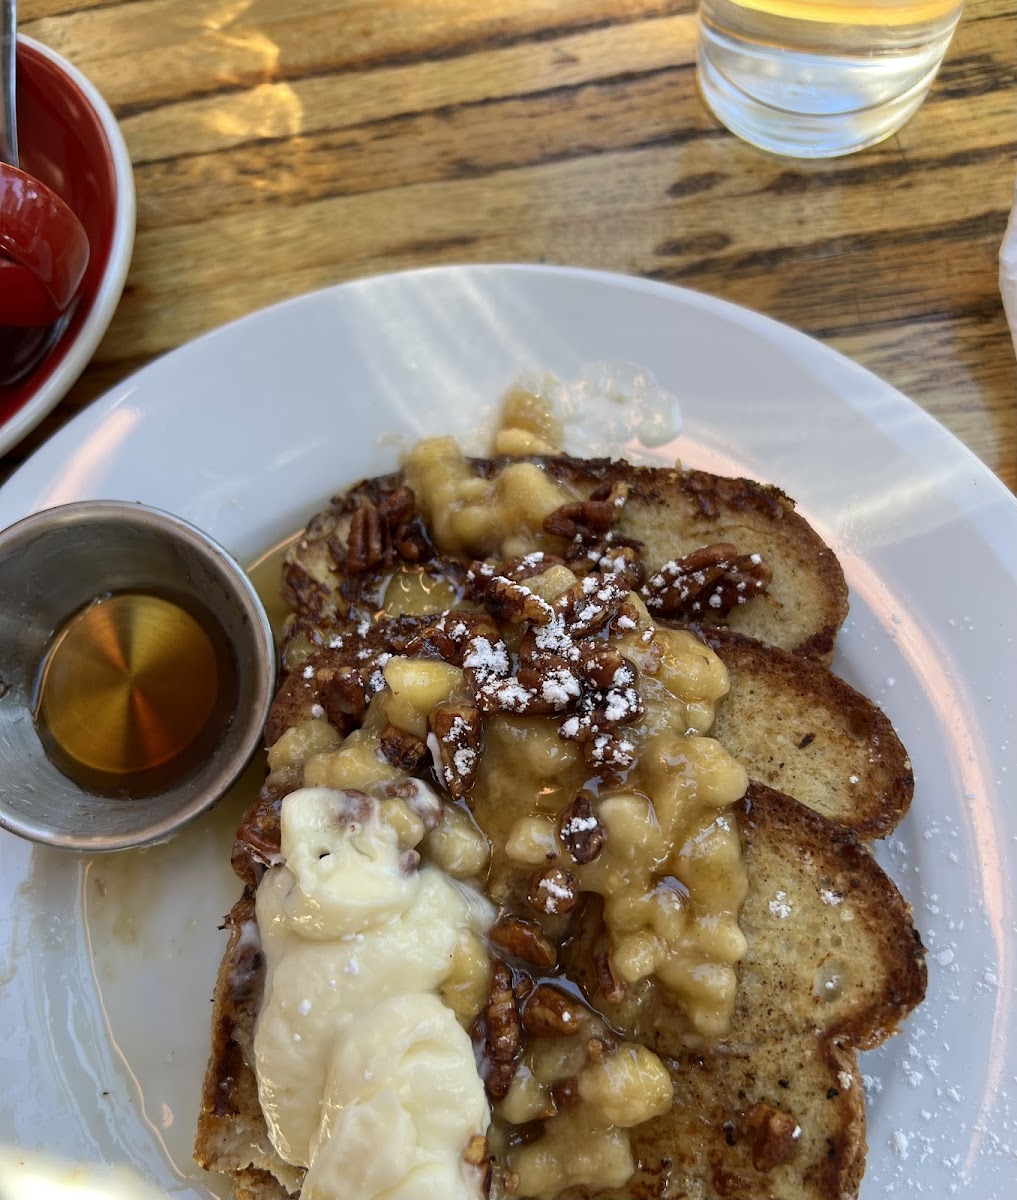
xmin=9 ymin=0 xmax=1017 ymax=491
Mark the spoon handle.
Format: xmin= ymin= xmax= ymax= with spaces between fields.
xmin=0 ymin=0 xmax=18 ymax=168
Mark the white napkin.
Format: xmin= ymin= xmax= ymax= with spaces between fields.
xmin=999 ymin=171 xmax=1017 ymax=356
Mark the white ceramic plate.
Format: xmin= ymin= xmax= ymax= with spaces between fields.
xmin=1 ymin=265 xmax=1014 ymax=1199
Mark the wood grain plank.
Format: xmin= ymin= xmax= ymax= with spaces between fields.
xmin=97 ymin=106 xmax=1013 ymax=354
xmin=123 ymin=70 xmax=1013 ymax=240
xmin=21 ymin=0 xmax=684 ymax=109
xmin=119 ymin=13 xmax=697 ymax=165
xmin=834 ymin=316 xmax=1017 ymax=491
xmin=7 ymin=0 xmax=1014 ymax=494
xmin=109 ymin=0 xmax=1013 ymax=169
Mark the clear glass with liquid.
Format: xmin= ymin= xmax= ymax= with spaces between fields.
xmin=696 ymin=0 xmax=965 ymax=157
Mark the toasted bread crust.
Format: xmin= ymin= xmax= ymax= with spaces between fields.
xmin=563 ymin=784 xmax=926 ymax=1053
xmin=537 ymin=458 xmax=848 ymax=660
xmin=699 ymin=626 xmax=914 ymax=839
xmin=194 ymin=895 xmax=301 ymax=1198
xmin=281 ymin=457 xmax=848 ymax=664
xmin=735 ymin=783 xmax=926 ymax=1050
xmin=618 ymin=1036 xmax=867 ymax=1200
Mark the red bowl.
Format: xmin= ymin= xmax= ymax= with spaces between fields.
xmin=0 ymin=37 xmax=135 ymax=452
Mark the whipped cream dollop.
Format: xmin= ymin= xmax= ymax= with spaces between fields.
xmin=253 ymin=786 xmax=493 ymax=1200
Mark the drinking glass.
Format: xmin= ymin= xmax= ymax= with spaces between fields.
xmin=696 ymin=0 xmax=965 ymax=158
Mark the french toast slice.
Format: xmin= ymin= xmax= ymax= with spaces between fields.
xmin=280 ymin=456 xmax=848 ymax=665
xmin=195 ymin=783 xmax=925 ymax=1200
xmin=699 ymin=627 xmax=913 ymax=839
xmin=561 ymin=783 xmax=926 ymax=1055
xmin=195 ymin=894 xmax=294 ymax=1200
xmin=260 ymin=624 xmax=912 ymax=841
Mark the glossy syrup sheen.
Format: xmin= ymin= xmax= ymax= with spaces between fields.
xmin=33 ymin=591 xmax=237 ymax=798
xmin=246 ymin=533 xmax=301 ymax=638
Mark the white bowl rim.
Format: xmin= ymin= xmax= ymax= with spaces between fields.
xmin=0 ymin=34 xmax=137 ymax=458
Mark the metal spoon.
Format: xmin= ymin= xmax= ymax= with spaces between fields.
xmin=1 ymin=0 xmax=18 ymax=167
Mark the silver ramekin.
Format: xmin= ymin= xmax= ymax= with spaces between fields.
xmin=0 ymin=501 xmax=276 ymax=851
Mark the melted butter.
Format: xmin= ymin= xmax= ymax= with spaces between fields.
xmin=254 ymin=787 xmax=493 ymax=1200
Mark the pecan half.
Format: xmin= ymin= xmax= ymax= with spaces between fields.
xmin=345 ymin=486 xmax=434 ymax=574
xmin=553 ymin=572 xmax=629 ymax=635
xmin=402 ymin=625 xmax=458 ymax=662
xmin=490 ymin=916 xmax=557 ymax=969
xmin=550 ymin=1076 xmax=581 ymax=1110
xmin=442 ymin=612 xmax=504 ymax=661
xmin=543 ymin=484 xmax=628 ymax=540
xmin=484 ymin=576 xmax=554 ymax=626
xmin=391 ymin=522 xmax=432 ymax=563
xmin=641 ymin=543 xmax=771 ymax=619
xmin=558 ymin=791 xmax=605 ymax=865
xmin=346 ymin=501 xmax=387 ymax=574
xmin=522 ymin=985 xmax=588 ymax=1038
xmin=607 ymin=599 xmax=642 ymax=639
xmin=379 ymin=723 xmax=428 ymax=772
xmin=405 ymin=611 xmax=501 ymax=667
xmin=377 ymin=485 xmax=415 ymax=528
xmin=593 ymin=937 xmax=626 ymax=1005
xmin=528 ymin=865 xmax=578 ymax=916
xmin=544 ymin=501 xmax=613 ymax=540
xmin=497 ymin=552 xmax=568 ymax=582
xmin=515 ymin=658 xmax=583 ymax=715
xmin=742 ymin=1102 xmax=801 ymax=1171
xmin=483 ymin=959 xmax=521 ymax=1100
xmin=575 ymin=684 xmax=645 ymax=731
xmin=427 ymin=703 xmax=483 ymax=799
xmin=316 ymin=664 xmax=370 ymax=722
xmin=579 ymin=730 xmax=637 ymax=780
xmin=574 ymin=642 xmax=630 ymax=691
xmin=566 ymin=538 xmax=646 ymax=590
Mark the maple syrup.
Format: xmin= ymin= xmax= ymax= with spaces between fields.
xmin=33 ymin=591 xmax=238 ymax=797
xmin=245 ymin=533 xmax=300 ymax=638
